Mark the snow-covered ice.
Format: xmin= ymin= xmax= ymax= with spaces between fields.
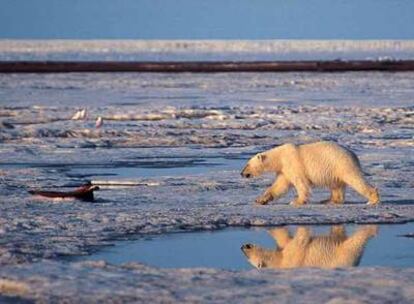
xmin=0 ymin=68 xmax=413 ymax=302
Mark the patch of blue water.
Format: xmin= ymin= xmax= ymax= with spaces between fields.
xmin=66 ymin=157 xmax=245 ymax=179
xmin=72 ymin=223 xmax=414 ymax=270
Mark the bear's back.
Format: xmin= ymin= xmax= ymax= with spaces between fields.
xmin=301 ymin=235 xmax=348 ymax=268
xmin=298 ymin=141 xmax=361 ymax=187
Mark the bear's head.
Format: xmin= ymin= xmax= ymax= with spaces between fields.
xmin=241 ymin=243 xmax=282 ymax=269
xmin=241 ymin=153 xmax=268 ymax=178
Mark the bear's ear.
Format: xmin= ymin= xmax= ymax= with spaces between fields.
xmin=259 ymin=154 xmax=267 ymax=162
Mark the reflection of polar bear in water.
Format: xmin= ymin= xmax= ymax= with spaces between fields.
xmin=241 ymin=225 xmax=378 ymax=269
xmin=241 ymin=141 xmax=380 ymax=206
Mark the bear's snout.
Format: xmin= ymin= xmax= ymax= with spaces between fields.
xmin=241 ymin=243 xmax=253 ymax=252
xmin=241 ymin=166 xmax=252 ymax=178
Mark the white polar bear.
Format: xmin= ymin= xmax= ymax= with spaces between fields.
xmin=241 ymin=141 xmax=380 ymax=206
xmin=241 ymin=225 xmax=378 ymax=269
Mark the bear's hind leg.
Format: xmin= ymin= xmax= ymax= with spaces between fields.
xmin=336 ymin=225 xmax=378 ymax=267
xmin=343 ymin=174 xmax=379 ymax=205
xmin=330 ymin=225 xmax=347 ymax=240
xmin=331 ymin=186 xmax=345 ymax=204
xmin=321 ymin=186 xmax=345 ymax=205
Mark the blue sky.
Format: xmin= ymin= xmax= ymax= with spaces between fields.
xmin=1 ymin=0 xmax=413 ymax=39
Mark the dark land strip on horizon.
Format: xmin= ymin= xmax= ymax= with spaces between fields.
xmin=1 ymin=60 xmax=414 ymax=73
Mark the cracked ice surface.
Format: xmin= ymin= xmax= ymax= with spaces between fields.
xmin=0 ymin=71 xmax=413 ymax=302
xmin=1 ymin=261 xmax=414 ymax=303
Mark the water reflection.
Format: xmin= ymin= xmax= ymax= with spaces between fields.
xmin=241 ymin=225 xmax=378 ymax=269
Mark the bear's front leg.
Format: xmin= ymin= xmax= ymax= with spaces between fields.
xmin=289 ymin=178 xmax=310 ymax=206
xmin=268 ymin=227 xmax=292 ymax=249
xmin=289 ymin=198 xmax=307 ymax=206
xmin=255 ymin=175 xmax=290 ymax=205
xmin=255 ymin=191 xmax=273 ymax=205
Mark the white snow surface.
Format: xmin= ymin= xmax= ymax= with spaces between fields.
xmin=0 ymin=69 xmax=413 ymax=302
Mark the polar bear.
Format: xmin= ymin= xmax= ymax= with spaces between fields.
xmin=241 ymin=225 xmax=377 ymax=269
xmin=241 ymin=141 xmax=379 ymax=206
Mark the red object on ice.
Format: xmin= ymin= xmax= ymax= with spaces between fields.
xmin=28 ymin=182 xmax=99 ymax=202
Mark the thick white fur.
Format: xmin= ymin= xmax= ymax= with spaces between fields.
xmin=241 ymin=141 xmax=380 ymax=205
xmin=241 ymin=225 xmax=377 ymax=269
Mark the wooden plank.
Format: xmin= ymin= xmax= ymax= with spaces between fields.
xmin=1 ymin=60 xmax=414 ymax=73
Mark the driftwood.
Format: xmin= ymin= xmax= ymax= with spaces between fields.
xmin=28 ymin=182 xmax=99 ymax=202
xmin=1 ymin=60 xmax=414 ymax=73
